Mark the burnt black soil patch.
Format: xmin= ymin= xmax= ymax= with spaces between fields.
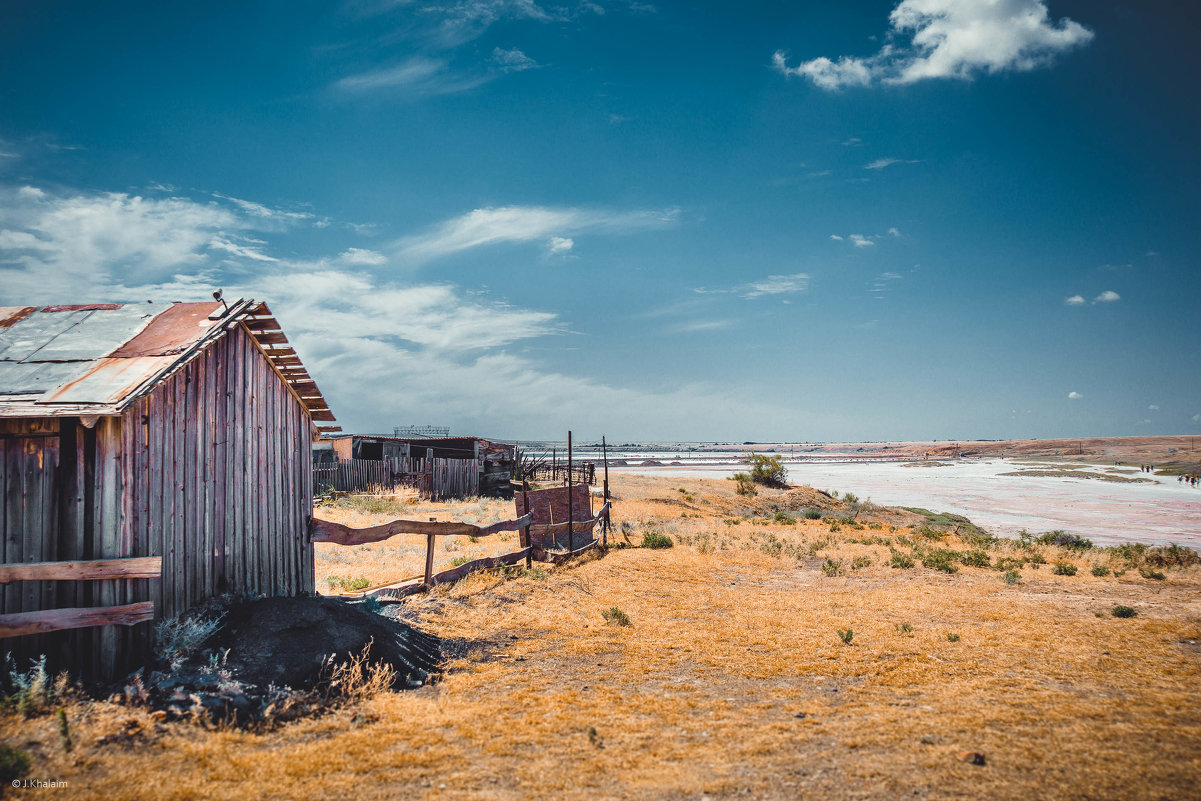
xmin=131 ymin=595 xmax=443 ymax=725
xmin=205 ymin=595 xmax=442 ymax=689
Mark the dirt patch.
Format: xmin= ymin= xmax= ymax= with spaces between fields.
xmin=204 ymin=596 xmax=442 ymax=690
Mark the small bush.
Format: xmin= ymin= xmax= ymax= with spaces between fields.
xmin=851 ymin=556 xmax=872 ymax=570
xmin=773 ymin=510 xmax=798 ymax=525
xmin=895 ymin=622 xmax=914 ymax=635
xmin=0 ymin=745 xmax=31 ymax=786
xmin=959 ymin=550 xmax=991 ymax=568
xmin=154 ymin=613 xmax=225 ymax=670
xmin=602 ymin=607 xmax=631 ymax=627
xmin=732 ymin=472 xmax=757 ymax=497
xmin=1139 ymin=567 xmax=1166 ymax=581
xmin=1112 ymin=542 xmax=1148 ymax=568
xmin=1002 ymin=570 xmax=1021 ymax=585
xmin=321 ymin=640 xmax=396 ymax=705
xmin=946 ymin=633 xmax=960 ymax=642
xmin=1111 ymin=605 xmax=1138 ymax=618
xmin=450 ymin=555 xmax=473 ymax=567
xmin=920 ymin=549 xmax=959 ymax=573
xmin=837 ymin=628 xmax=854 ymax=645
xmin=993 ymin=556 xmax=1025 ymax=571
xmin=1091 ymin=565 xmax=1111 ymax=577
xmin=1053 ymin=562 xmax=1078 ymax=576
xmin=3 ymin=655 xmax=70 ymax=717
xmin=1145 ymin=544 xmax=1201 ymax=569
xmin=1037 ymin=530 xmax=1093 ymax=550
xmin=1029 ymin=553 xmax=1047 ymax=565
xmin=890 ymin=550 xmax=915 ymax=569
xmin=821 ymin=558 xmax=843 ymax=577
xmin=744 ymin=452 xmax=788 ymax=488
xmin=802 ymin=509 xmax=822 ymax=520
xmin=641 ymin=530 xmax=674 ymax=549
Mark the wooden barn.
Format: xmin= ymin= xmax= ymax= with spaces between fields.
xmin=314 ymin=434 xmax=516 ymax=497
xmin=0 ymin=300 xmax=337 ymax=679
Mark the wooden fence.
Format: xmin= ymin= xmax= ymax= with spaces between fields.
xmin=313 ymin=457 xmax=480 ymax=499
xmin=309 ymin=488 xmax=610 ymax=602
xmin=0 ymin=557 xmax=161 ymax=639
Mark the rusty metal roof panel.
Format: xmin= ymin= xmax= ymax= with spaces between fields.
xmin=20 ymin=304 xmax=160 ymax=363
xmin=41 ymin=356 xmax=177 ymax=405
xmin=110 ymin=302 xmax=225 ymax=357
xmin=0 ymin=308 xmax=90 ymax=361
xmin=0 ymin=307 xmax=36 ymax=328
xmin=0 ymin=360 xmax=92 ymax=394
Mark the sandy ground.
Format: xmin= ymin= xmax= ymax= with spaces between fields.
xmin=3 ymin=474 xmax=1199 ymax=800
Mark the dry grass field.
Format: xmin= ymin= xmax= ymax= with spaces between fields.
xmin=3 ymin=474 xmax=1200 ymax=800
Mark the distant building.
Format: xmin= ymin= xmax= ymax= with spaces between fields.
xmin=393 ymin=425 xmax=450 ymax=438
xmin=314 ymin=434 xmax=516 ymax=497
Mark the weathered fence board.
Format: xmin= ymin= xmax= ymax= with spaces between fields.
xmin=0 ymin=602 xmax=155 ymax=639
xmin=0 ymin=557 xmax=162 ymax=583
xmin=312 ymin=456 xmax=481 ymax=498
xmin=309 ymin=513 xmax=532 ymax=546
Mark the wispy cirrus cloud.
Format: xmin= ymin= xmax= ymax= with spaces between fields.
xmin=334 ymin=55 xmax=493 ymax=95
xmin=774 ymin=0 xmax=1093 ymax=90
xmin=864 ymin=157 xmax=920 ymax=170
xmin=741 ymin=272 xmax=810 ymax=298
xmin=393 ymin=204 xmax=678 ymax=263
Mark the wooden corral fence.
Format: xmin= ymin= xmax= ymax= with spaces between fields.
xmin=313 ymin=457 xmax=480 ymax=499
xmin=0 ymin=557 xmax=161 ymax=639
xmin=310 ymin=482 xmax=610 ymax=602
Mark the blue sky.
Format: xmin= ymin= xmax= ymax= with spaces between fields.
xmin=1 ymin=1 xmax=1198 ymax=441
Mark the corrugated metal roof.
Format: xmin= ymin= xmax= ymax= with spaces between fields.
xmin=0 ymin=300 xmax=336 ymax=424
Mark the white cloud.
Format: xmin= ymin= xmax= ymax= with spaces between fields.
xmin=1064 ymin=294 xmax=1086 ymax=306
xmin=340 ymin=247 xmax=387 ymax=265
xmin=212 ymin=193 xmax=313 ymax=225
xmin=335 ymin=56 xmax=491 ymax=95
xmin=208 ymin=236 xmax=278 ymax=262
xmin=1094 ymin=290 xmax=1120 ymax=303
xmin=1068 ymin=391 xmax=1083 ymax=399
xmin=741 ymin=272 xmax=810 ymax=298
xmin=870 ymin=271 xmax=903 ymax=298
xmin=491 ymin=47 xmax=539 ymax=72
xmin=774 ymin=0 xmax=1093 ymax=90
xmin=1193 ymin=413 xmax=1201 ymax=423
xmin=864 ymin=157 xmax=919 ymax=170
xmin=1148 ymin=405 xmax=1159 ymax=411
xmin=888 ymin=227 xmax=901 ymax=237
xmin=393 ymin=205 xmax=676 ymax=263
xmin=849 ymin=234 xmax=876 ymax=248
xmin=671 ymin=319 xmax=734 ymax=333
xmin=829 ymin=234 xmax=844 ymax=241
xmin=18 ymin=186 xmax=45 ymax=200
xmin=547 ymin=236 xmax=574 ymax=254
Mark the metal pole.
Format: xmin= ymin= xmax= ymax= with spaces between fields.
xmin=602 ymin=435 xmax=610 ymax=546
xmin=567 ymin=430 xmax=574 ymax=556
xmin=522 ymin=480 xmax=533 ymax=569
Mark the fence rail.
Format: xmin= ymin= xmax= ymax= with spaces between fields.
xmin=0 ymin=557 xmax=161 ymax=639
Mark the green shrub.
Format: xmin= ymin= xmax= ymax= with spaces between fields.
xmin=959 ymin=550 xmax=991 ymax=568
xmin=895 ymin=622 xmax=914 ymax=635
xmin=773 ymin=511 xmax=798 ymax=525
xmin=946 ymin=633 xmax=960 ymax=642
xmin=1139 ymin=567 xmax=1166 ymax=581
xmin=343 ymin=576 xmax=371 ymax=591
xmin=743 ymin=452 xmax=788 ymax=488
xmin=851 ymin=556 xmax=872 ymax=570
xmin=153 ymin=613 xmax=225 ymax=670
xmin=821 ymin=558 xmax=843 ymax=577
xmin=1037 ymin=530 xmax=1093 ymax=550
xmin=1145 ymin=544 xmax=1200 ymax=569
xmin=1029 ymin=553 xmax=1047 ymax=565
xmin=993 ymin=556 xmax=1025 ymax=571
xmin=3 ymin=655 xmax=71 ymax=717
xmin=0 ymin=745 xmax=31 ymax=786
xmin=641 ymin=530 xmax=674 ymax=549
xmin=1111 ymin=605 xmax=1138 ymax=618
xmin=920 ymin=549 xmax=959 ymax=573
xmin=602 ymin=607 xmax=631 ymax=627
xmin=837 ymin=628 xmax=854 ymax=645
xmin=1053 ymin=562 xmax=1078 ymax=576
xmin=802 ymin=509 xmax=822 ymax=520
xmin=1091 ymin=565 xmax=1111 ymax=577
xmin=1002 ymin=570 xmax=1021 ymax=585
xmin=890 ymin=550 xmax=915 ymax=569
xmin=1112 ymin=542 xmax=1148 ymax=568
xmin=732 ymin=472 xmax=757 ymax=497
xmin=450 ymin=556 xmax=473 ymax=567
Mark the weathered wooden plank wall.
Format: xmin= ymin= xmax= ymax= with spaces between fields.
xmin=312 ymin=457 xmax=481 ymax=499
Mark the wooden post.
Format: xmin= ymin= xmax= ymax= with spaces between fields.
xmin=521 ymin=480 xmax=533 ymax=569
xmin=602 ymin=435 xmax=610 ymax=546
xmin=424 ymin=517 xmax=436 ymax=588
xmin=552 ymin=448 xmax=556 ymax=481
xmin=567 ymin=431 xmax=574 ymax=555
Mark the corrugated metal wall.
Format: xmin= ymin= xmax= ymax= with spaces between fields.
xmin=1 ymin=323 xmax=315 ymax=679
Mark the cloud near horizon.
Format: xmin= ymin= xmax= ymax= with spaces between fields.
xmin=774 ymin=0 xmax=1094 ymax=90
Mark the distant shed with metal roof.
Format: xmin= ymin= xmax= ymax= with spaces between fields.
xmin=0 ymin=300 xmax=336 ymax=678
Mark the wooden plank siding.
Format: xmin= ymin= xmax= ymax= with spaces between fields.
xmin=0 ymin=323 xmax=316 ymax=680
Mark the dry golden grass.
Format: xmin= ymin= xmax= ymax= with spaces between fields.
xmin=4 ymin=474 xmax=1200 ymax=800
